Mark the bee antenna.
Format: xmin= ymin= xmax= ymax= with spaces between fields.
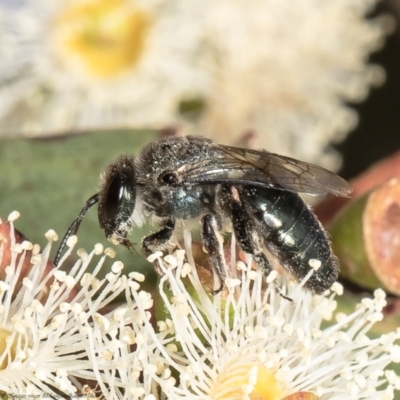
xmin=54 ymin=193 xmax=100 ymax=266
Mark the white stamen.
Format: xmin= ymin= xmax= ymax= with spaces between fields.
xmin=8 ymin=211 xmax=20 ymax=222
xmin=130 ymin=272 xmax=145 ymax=282
xmin=45 ymin=229 xmax=58 ymax=241
xmin=147 ymin=251 xmax=163 ymax=263
xmin=308 ymin=258 xmax=322 ymax=270
xmin=94 ymin=243 xmax=103 ymax=255
xmin=66 ymin=235 xmax=78 ymax=248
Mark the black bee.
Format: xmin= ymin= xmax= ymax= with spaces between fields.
xmin=54 ymin=136 xmax=351 ymax=294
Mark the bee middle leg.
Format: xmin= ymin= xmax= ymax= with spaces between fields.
xmin=201 ymin=213 xmax=227 ymax=294
xmin=142 ymin=218 xmax=175 ymax=276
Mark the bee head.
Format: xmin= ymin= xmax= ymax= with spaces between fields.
xmin=98 ymin=154 xmax=137 ymax=246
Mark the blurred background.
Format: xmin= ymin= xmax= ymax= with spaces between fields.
xmin=0 ymin=0 xmax=400 ymax=300
xmin=337 ymin=0 xmax=400 ymax=178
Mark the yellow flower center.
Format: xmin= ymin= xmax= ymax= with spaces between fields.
xmin=53 ymin=0 xmax=152 ymax=78
xmin=0 ymin=328 xmax=17 ymax=370
xmin=211 ymin=363 xmax=288 ymax=400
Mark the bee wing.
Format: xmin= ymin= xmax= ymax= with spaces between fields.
xmin=181 ymin=144 xmax=352 ymax=197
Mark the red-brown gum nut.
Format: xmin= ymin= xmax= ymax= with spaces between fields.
xmin=0 ymin=221 xmax=25 ymax=271
xmin=363 ymin=179 xmax=400 ymax=295
xmin=0 ymin=220 xmax=54 ymax=296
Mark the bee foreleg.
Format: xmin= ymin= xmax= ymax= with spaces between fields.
xmin=201 ymin=213 xmax=227 ymax=295
xmin=142 ymin=218 xmax=175 ymax=276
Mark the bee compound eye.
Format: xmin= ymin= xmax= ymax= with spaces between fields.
xmin=98 ymin=172 xmax=136 ymax=237
xmin=103 ymin=175 xmax=124 ymax=221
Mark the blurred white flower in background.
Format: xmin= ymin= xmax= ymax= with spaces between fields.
xmin=0 ymin=0 xmax=392 ymax=170
xmin=193 ymin=0 xmax=393 ymax=169
xmin=0 ymin=0 xmax=210 ymax=136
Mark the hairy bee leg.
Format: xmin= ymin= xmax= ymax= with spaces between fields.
xmin=142 ymin=218 xmax=175 ymax=276
xmin=227 ymin=194 xmax=274 ymax=277
xmin=201 ymin=213 xmax=227 ymax=295
xmin=226 ymin=188 xmax=293 ymax=301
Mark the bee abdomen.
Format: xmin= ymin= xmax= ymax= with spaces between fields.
xmin=276 ymin=206 xmax=339 ymax=294
xmin=241 ymin=186 xmax=339 ymax=294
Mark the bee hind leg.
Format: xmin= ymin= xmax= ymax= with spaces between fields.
xmin=226 ymin=193 xmax=273 ymax=276
xmin=223 ymin=186 xmax=292 ymax=301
